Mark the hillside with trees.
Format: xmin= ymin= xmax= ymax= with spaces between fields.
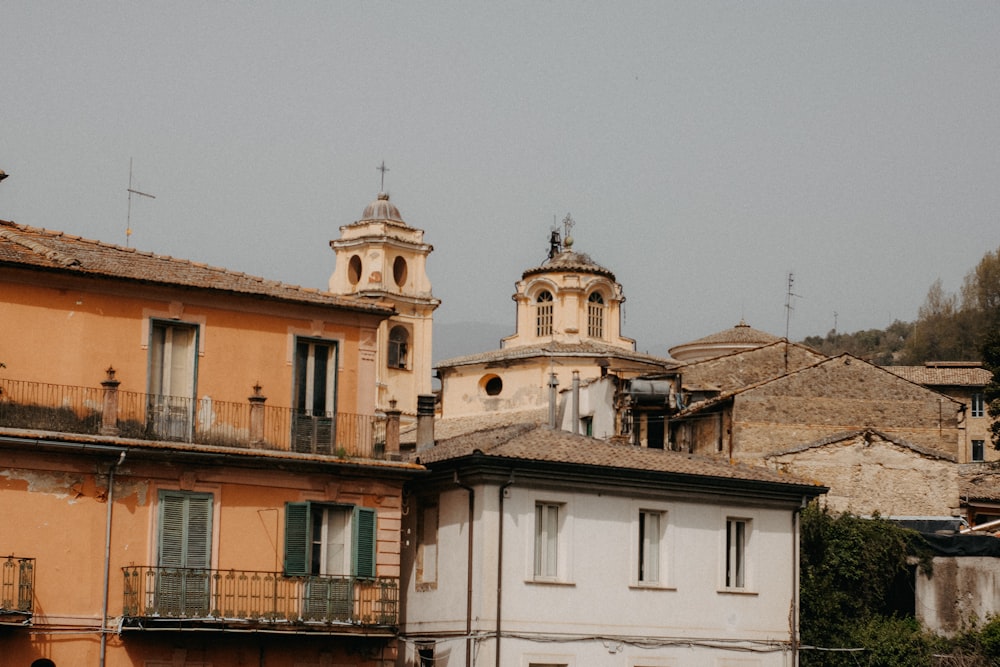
xmin=800 ymin=245 xmax=1000 ymax=366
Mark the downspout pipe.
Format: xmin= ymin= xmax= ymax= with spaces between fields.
xmin=496 ymin=473 xmax=515 ymax=667
xmin=454 ymin=472 xmax=475 ymax=667
xmin=100 ymin=450 xmax=126 ymax=667
xmin=791 ymin=497 xmax=806 ymax=667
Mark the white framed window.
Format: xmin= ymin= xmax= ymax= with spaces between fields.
xmin=637 ymin=510 xmax=664 ymax=585
xmin=724 ymin=517 xmax=751 ymax=590
xmin=972 ymin=393 xmax=985 ymax=418
xmin=534 ymin=502 xmax=560 ymax=578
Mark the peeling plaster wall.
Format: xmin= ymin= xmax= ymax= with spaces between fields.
xmin=767 ymin=436 xmax=959 ymax=516
xmin=917 ymin=557 xmax=1000 ymax=636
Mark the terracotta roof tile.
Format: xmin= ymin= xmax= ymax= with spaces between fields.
xmin=437 ymin=340 xmax=676 ymax=370
xmin=885 ymin=364 xmax=992 ymax=387
xmin=413 ymin=421 xmax=824 ymax=490
xmin=0 ymin=220 xmax=392 ymax=314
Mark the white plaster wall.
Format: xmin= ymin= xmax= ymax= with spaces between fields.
xmin=402 ymin=481 xmax=799 ymax=667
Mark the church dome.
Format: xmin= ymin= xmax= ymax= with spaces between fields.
xmin=521 ymin=248 xmax=616 ymax=281
xmin=359 ymin=192 xmax=406 ymax=224
xmin=668 ymin=320 xmax=781 ymax=362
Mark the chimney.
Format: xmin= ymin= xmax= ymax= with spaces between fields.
xmin=416 ymin=394 xmax=436 ymax=451
xmin=548 ymin=372 xmax=559 ymax=429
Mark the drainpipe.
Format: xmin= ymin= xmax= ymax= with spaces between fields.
xmin=571 ymin=371 xmax=580 ymax=435
xmin=496 ymin=473 xmax=515 ymax=667
xmin=791 ymin=497 xmax=805 ymax=667
xmin=99 ymin=450 xmax=126 ymax=667
xmin=454 ymin=473 xmax=475 ymax=667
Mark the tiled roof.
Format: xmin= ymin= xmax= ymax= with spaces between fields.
xmin=960 ymin=468 xmax=1000 ymax=503
xmin=413 ymin=421 xmax=825 ymax=491
xmin=521 ymin=249 xmax=615 ymax=281
xmin=436 ymin=339 xmax=676 ymax=370
xmin=885 ymin=364 xmax=992 ymax=387
xmin=0 ymin=220 xmax=393 ymax=314
xmin=401 ymin=408 xmax=548 ymax=444
xmin=670 ymin=320 xmax=780 ymax=351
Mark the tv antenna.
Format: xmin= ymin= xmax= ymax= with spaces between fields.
xmin=126 ymin=158 xmax=156 ymax=247
xmin=784 ymin=272 xmax=801 ymax=340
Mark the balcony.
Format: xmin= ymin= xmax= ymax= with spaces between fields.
xmin=121 ymin=566 xmax=397 ymax=632
xmin=0 ymin=556 xmax=34 ymax=622
xmin=0 ymin=376 xmax=389 ymax=459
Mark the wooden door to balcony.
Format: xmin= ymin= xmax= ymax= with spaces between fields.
xmin=148 ymin=322 xmax=197 ymax=441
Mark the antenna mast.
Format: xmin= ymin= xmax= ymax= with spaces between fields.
xmin=784 ymin=272 xmax=801 ymax=340
xmin=126 ymin=158 xmax=156 ymax=247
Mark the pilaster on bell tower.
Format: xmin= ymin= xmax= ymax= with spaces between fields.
xmin=329 ymin=175 xmax=439 ymax=417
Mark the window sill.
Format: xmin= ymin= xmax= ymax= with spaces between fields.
xmin=525 ymin=578 xmax=576 ymax=587
xmin=629 ymin=583 xmax=676 ymax=592
xmin=717 ymin=588 xmax=758 ymax=596
xmin=415 ymin=582 xmax=437 ymax=592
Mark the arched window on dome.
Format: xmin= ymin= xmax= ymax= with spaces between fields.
xmin=536 ymin=291 xmax=554 ymax=337
xmin=587 ymin=292 xmax=605 ymax=339
xmin=388 ymin=325 xmax=410 ymax=370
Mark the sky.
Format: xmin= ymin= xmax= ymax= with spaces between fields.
xmin=3 ymin=2 xmax=999 ymax=359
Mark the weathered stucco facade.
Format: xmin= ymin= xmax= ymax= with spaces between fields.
xmin=0 ymin=219 xmax=422 ymax=667
xmin=766 ymin=430 xmax=959 ymax=516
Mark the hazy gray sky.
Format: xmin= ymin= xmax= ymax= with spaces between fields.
xmin=3 ymin=2 xmax=999 ymax=358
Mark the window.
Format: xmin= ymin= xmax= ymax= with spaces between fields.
xmin=348 ymin=254 xmax=362 ymax=285
xmin=587 ymin=292 xmax=605 ymax=338
xmin=156 ymin=491 xmax=213 ymax=616
xmin=292 ymin=339 xmax=338 ymax=454
xmin=637 ymin=510 xmax=663 ymax=584
xmin=536 ymin=291 xmax=554 ymax=337
xmin=148 ymin=321 xmax=198 ymax=440
xmin=393 ymin=256 xmax=408 ymax=287
xmin=972 ymin=393 xmax=985 ymax=418
xmin=284 ymin=502 xmax=376 ymax=578
xmin=534 ymin=502 xmax=560 ymax=578
xmin=284 ymin=502 xmax=376 ymax=621
xmin=388 ymin=326 xmax=409 ymax=370
xmin=483 ymin=374 xmax=503 ymax=396
xmin=416 ymin=500 xmax=438 ymax=585
xmin=725 ymin=518 xmax=749 ymax=589
xmin=973 ymin=439 xmax=985 ymax=462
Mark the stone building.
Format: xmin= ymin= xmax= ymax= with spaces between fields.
xmin=400 ymin=419 xmax=826 ymax=667
xmin=886 ymin=361 xmax=994 ymax=464
xmin=328 ymin=191 xmax=439 ymax=420
xmin=436 ymin=222 xmax=673 ymax=419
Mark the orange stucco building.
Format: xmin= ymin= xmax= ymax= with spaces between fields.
xmin=0 ymin=220 xmax=424 ymax=667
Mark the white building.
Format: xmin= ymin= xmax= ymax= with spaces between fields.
xmin=400 ymin=422 xmax=827 ymax=667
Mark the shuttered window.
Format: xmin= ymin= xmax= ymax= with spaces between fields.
xmin=284 ymin=502 xmax=377 ymax=578
xmin=159 ymin=491 xmax=213 ymax=569
xmin=157 ymin=491 xmax=213 ymax=616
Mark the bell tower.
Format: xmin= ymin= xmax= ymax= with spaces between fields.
xmin=329 ymin=188 xmax=439 ymax=417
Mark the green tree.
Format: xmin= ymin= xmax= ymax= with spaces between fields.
xmin=799 ymin=504 xmax=934 ymax=666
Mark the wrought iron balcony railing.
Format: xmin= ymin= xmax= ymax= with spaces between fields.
xmin=0 ymin=377 xmax=388 ymax=459
xmin=0 ymin=556 xmax=34 ymax=616
xmin=121 ymin=566 xmax=398 ymax=628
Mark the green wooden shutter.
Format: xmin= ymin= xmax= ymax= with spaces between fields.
xmin=158 ymin=491 xmax=212 ymax=568
xmin=284 ymin=502 xmax=311 ymax=576
xmin=352 ymin=506 xmax=376 ymax=578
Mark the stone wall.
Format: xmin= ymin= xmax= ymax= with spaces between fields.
xmin=766 ymin=433 xmax=959 ymax=516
